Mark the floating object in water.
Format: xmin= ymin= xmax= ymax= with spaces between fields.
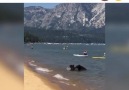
xmin=73 ymin=54 xmax=88 ymax=57
xmin=67 ymin=65 xmax=87 ymax=71
xmin=63 ymin=46 xmax=68 ymax=50
xmin=63 ymin=47 xmax=66 ymax=50
xmin=83 ymin=50 xmax=88 ymax=55
xmin=104 ymin=53 xmax=106 ymax=56
xmin=92 ymin=57 xmax=105 ymax=59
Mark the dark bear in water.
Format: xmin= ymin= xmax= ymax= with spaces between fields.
xmin=75 ymin=65 xmax=87 ymax=71
xmin=69 ymin=65 xmax=75 ymax=71
xmin=67 ymin=65 xmax=87 ymax=71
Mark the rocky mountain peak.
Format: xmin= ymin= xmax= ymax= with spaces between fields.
xmin=24 ymin=3 xmax=105 ymax=30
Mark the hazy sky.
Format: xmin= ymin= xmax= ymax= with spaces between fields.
xmin=24 ymin=3 xmax=59 ymax=8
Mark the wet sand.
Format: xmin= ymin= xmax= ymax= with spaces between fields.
xmin=24 ymin=65 xmax=61 ymax=90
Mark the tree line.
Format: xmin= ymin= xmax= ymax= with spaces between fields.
xmin=24 ymin=27 xmax=105 ymax=43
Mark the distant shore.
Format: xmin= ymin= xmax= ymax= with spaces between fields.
xmin=24 ymin=65 xmax=61 ymax=90
xmin=25 ymin=42 xmax=106 ymax=45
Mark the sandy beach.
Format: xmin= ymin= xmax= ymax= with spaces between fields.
xmin=24 ymin=65 xmax=61 ymax=90
xmin=0 ymin=61 xmax=23 ymax=90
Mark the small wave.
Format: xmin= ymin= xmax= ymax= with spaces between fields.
xmin=28 ymin=62 xmax=37 ymax=67
xmin=53 ymin=74 xmax=69 ymax=81
xmin=59 ymin=81 xmax=70 ymax=85
xmin=35 ymin=67 xmax=53 ymax=73
xmin=59 ymin=81 xmax=76 ymax=87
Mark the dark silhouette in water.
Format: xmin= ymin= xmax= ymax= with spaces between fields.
xmin=83 ymin=50 xmax=88 ymax=55
xmin=69 ymin=65 xmax=75 ymax=71
xmin=67 ymin=65 xmax=87 ymax=71
xmin=75 ymin=65 xmax=87 ymax=71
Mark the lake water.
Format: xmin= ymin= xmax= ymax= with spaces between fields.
xmin=25 ymin=43 xmax=105 ymax=90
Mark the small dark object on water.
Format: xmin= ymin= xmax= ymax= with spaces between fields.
xmin=67 ymin=65 xmax=87 ymax=71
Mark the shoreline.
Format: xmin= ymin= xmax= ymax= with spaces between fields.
xmin=24 ymin=65 xmax=61 ymax=90
xmin=24 ymin=60 xmax=87 ymax=90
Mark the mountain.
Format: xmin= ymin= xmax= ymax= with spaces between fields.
xmin=24 ymin=3 xmax=105 ymax=30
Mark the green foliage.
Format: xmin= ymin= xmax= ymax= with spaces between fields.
xmin=24 ymin=27 xmax=105 ymax=43
xmin=24 ymin=31 xmax=43 ymax=43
